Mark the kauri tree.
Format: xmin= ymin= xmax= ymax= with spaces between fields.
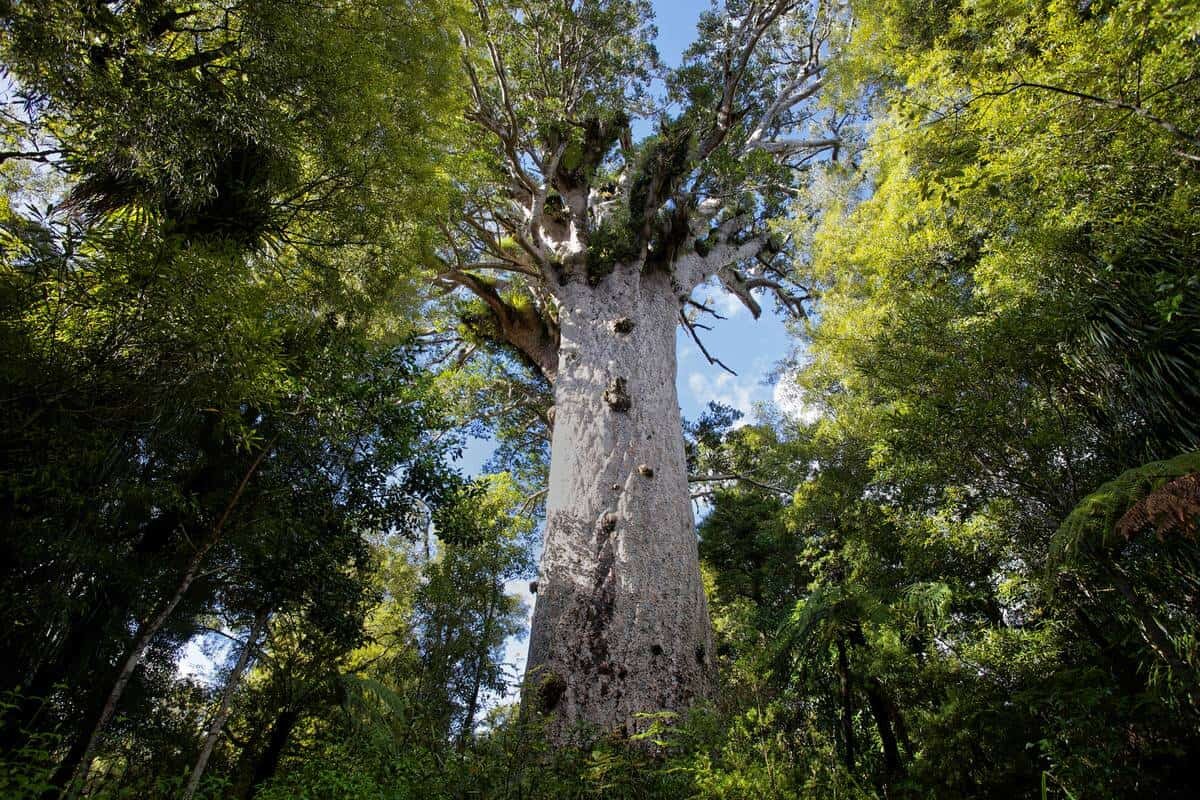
xmin=437 ymin=0 xmax=849 ymax=739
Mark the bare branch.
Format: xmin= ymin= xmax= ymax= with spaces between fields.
xmin=743 ymin=275 xmax=810 ymax=317
xmin=745 ymin=68 xmax=827 ymax=151
xmin=0 ymin=148 xmax=63 ymax=164
xmin=688 ymin=472 xmax=792 ymax=496
xmin=518 ymin=488 xmax=548 ymax=517
xmin=680 ymin=310 xmax=738 ymax=376
xmin=699 ymin=0 xmax=805 ymax=160
xmin=749 ymin=136 xmax=840 ymax=155
xmin=717 ymin=264 xmax=764 ymax=318
xmin=685 ymin=297 xmax=729 ymax=320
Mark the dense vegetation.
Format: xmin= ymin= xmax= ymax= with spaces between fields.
xmin=2 ymin=1 xmax=1198 ymax=798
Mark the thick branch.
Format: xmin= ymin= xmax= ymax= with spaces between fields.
xmin=745 ymin=69 xmax=826 ymax=151
xmin=169 ymin=41 xmax=239 ymax=72
xmin=699 ymin=1 xmax=804 ymax=160
xmin=749 ymin=136 xmax=840 ymax=155
xmin=743 ymin=275 xmax=810 ymax=317
xmin=0 ymin=148 xmax=63 ymax=164
xmin=439 ymin=270 xmax=559 ymax=382
xmin=718 ymin=265 xmax=763 ymax=318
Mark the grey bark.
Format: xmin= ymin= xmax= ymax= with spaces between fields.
xmin=183 ymin=609 xmax=268 ymax=800
xmin=453 ymin=0 xmax=838 ymax=745
xmin=523 ymin=268 xmax=714 ymax=741
xmin=61 ymin=551 xmax=205 ymax=800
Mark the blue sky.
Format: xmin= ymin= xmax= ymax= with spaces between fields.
xmin=651 ymin=1 xmax=798 ymax=425
xmin=651 ymin=0 xmax=706 ymax=70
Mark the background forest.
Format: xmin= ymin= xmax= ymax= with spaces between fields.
xmin=2 ymin=1 xmax=1198 ymax=799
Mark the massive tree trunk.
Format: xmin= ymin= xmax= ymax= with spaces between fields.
xmin=523 ymin=268 xmax=714 ymax=741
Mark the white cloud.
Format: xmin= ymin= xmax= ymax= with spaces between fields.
xmin=711 ymin=290 xmax=746 ymax=319
xmin=773 ymin=371 xmax=822 ymax=424
xmin=176 ymin=632 xmax=232 ymax=687
xmin=687 ymin=370 xmax=761 ymax=424
xmin=690 ymin=277 xmax=751 ymax=320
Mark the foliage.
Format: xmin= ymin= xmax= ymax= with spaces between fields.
xmin=2 ymin=1 xmax=1200 ymax=799
xmin=1051 ymin=450 xmax=1200 ymax=562
xmin=0 ymin=0 xmax=472 ymax=796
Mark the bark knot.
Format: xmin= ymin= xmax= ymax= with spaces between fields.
xmin=604 ymin=377 xmax=631 ymax=412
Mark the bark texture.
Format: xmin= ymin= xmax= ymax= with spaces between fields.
xmin=524 ymin=268 xmax=714 ymax=740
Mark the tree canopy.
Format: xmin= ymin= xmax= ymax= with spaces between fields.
xmin=2 ymin=1 xmax=1199 ymax=798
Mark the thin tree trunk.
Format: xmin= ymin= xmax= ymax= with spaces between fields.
xmin=889 ymin=691 xmax=913 ymax=759
xmin=61 ymin=436 xmax=276 ymax=799
xmin=863 ymin=680 xmax=902 ymax=784
xmin=1072 ymin=605 xmax=1145 ymax=695
xmin=244 ymin=708 xmax=299 ymax=799
xmin=55 ymin=548 xmax=212 ymax=798
xmin=1108 ymin=567 xmax=1200 ymax=710
xmin=1 ymin=605 xmax=111 ymax=755
xmin=182 ymin=609 xmax=269 ymax=800
xmin=522 ymin=270 xmax=714 ymax=742
xmin=1109 ymin=569 xmax=1187 ymax=670
xmin=4 ymin=473 xmax=221 ymax=755
xmin=459 ymin=585 xmax=498 ymax=749
xmin=836 ymin=636 xmax=855 ymax=771
xmin=849 ymin=624 xmax=904 ymax=792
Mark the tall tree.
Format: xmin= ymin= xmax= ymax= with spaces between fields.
xmin=439 ymin=0 xmax=847 ymax=739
